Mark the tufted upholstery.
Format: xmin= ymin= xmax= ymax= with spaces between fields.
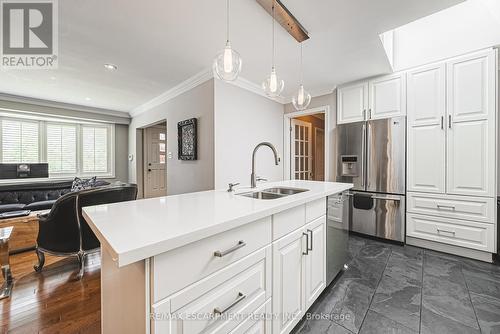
xmin=0 ymin=180 xmax=109 ymax=213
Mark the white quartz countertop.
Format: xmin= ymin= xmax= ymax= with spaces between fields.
xmin=82 ymin=180 xmax=352 ymax=267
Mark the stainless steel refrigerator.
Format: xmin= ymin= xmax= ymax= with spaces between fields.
xmin=336 ymin=116 xmax=406 ymax=242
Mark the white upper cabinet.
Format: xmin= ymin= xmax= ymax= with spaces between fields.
xmin=337 ymin=81 xmax=368 ymax=124
xmin=337 ymin=73 xmax=406 ymax=124
xmin=368 ymin=73 xmax=406 ymax=120
xmin=446 ymin=50 xmax=496 ymax=197
xmin=407 ymin=63 xmax=446 ymax=194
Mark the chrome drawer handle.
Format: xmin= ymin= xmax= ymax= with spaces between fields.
xmin=214 ymin=240 xmax=246 ymax=257
xmin=302 ymin=232 xmax=309 ymax=255
xmin=307 ymin=229 xmax=313 ymax=251
xmin=437 ymin=228 xmax=455 ymax=235
xmin=214 ymin=292 xmax=246 ymax=315
xmin=437 ymin=204 xmax=456 ymax=210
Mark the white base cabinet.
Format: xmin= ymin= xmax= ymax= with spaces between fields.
xmin=272 ymin=215 xmax=327 ymax=334
xmin=146 ymin=198 xmax=329 ymax=334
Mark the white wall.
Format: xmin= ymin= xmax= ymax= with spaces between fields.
xmin=128 ymin=80 xmax=215 ymax=195
xmin=392 ymin=0 xmax=500 ymax=71
xmin=214 ymin=80 xmax=284 ymax=189
xmin=284 ymin=90 xmax=338 ymax=181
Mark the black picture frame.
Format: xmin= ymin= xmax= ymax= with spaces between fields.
xmin=177 ymin=118 xmax=198 ymax=160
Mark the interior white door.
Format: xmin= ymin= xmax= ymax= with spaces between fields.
xmin=337 ymin=81 xmax=368 ymax=124
xmin=291 ymin=119 xmax=312 ymax=180
xmin=446 ymin=49 xmax=496 ymax=197
xmin=145 ymin=126 xmax=167 ymax=198
xmin=407 ymin=63 xmax=446 ymax=194
xmin=272 ymin=228 xmax=305 ymax=334
xmin=304 ymin=216 xmax=326 ymax=309
xmin=368 ymin=73 xmax=406 ymax=120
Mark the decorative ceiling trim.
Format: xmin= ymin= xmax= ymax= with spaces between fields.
xmin=225 ymin=76 xmax=287 ymax=104
xmin=130 ymin=68 xmax=289 ymax=118
xmin=130 ymin=68 xmax=213 ymax=117
xmin=282 ymin=86 xmax=337 ymax=104
xmin=0 ymin=93 xmax=131 ymax=119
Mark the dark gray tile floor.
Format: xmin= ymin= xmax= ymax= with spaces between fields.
xmin=292 ymin=235 xmax=500 ymax=334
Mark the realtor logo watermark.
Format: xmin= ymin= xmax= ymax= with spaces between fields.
xmin=1 ymin=0 xmax=58 ymax=69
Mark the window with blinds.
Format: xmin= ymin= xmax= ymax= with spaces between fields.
xmin=46 ymin=123 xmax=77 ymax=174
xmin=82 ymin=126 xmax=109 ymax=173
xmin=1 ymin=119 xmax=39 ymax=163
xmin=0 ymin=116 xmax=114 ymax=178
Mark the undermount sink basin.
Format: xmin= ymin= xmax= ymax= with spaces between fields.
xmin=237 ymin=187 xmax=309 ymax=200
xmin=238 ymin=191 xmax=285 ymax=200
xmin=262 ymin=187 xmax=308 ymax=195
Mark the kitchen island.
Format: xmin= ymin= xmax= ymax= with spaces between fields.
xmin=83 ymin=180 xmax=352 ymax=334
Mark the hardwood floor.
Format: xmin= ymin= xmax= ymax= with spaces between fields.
xmin=0 ymin=251 xmax=101 ymax=333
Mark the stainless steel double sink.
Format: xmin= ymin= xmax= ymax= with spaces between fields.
xmin=237 ymin=187 xmax=308 ymax=200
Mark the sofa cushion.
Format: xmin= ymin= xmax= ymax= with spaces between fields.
xmin=0 ymin=203 xmax=26 ymax=213
xmin=25 ymin=200 xmax=56 ymax=212
xmin=71 ymin=177 xmax=97 ymax=192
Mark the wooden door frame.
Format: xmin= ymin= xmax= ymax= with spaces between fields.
xmin=283 ymin=105 xmax=331 ymax=181
xmin=314 ymin=127 xmax=325 ymax=181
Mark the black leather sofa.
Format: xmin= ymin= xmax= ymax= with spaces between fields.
xmin=0 ymin=179 xmax=110 ymax=214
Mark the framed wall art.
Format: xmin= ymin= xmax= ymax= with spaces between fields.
xmin=177 ymin=118 xmax=197 ymax=160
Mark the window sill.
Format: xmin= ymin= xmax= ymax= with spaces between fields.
xmin=0 ymin=174 xmax=116 ymax=185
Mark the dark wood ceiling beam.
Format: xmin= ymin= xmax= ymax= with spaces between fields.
xmin=256 ymin=0 xmax=310 ymax=43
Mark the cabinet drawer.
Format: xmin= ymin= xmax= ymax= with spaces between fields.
xmin=273 ymin=205 xmax=305 ymax=240
xmin=306 ymin=198 xmax=326 ymax=223
xmin=407 ymin=192 xmax=495 ymax=223
xmin=407 ymin=213 xmax=495 ymax=252
xmin=152 ymin=217 xmax=271 ymax=301
xmin=230 ymin=299 xmax=271 ymax=334
xmin=152 ymin=248 xmax=271 ymax=334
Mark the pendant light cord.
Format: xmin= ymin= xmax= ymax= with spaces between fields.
xmin=272 ymin=1 xmax=275 ymax=69
xmin=300 ymin=43 xmax=303 ymax=84
xmin=226 ymin=0 xmax=230 ymax=42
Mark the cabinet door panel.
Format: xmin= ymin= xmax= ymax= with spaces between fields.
xmin=272 ymin=229 xmax=305 ymax=334
xmin=446 ymin=49 xmax=495 ymax=197
xmin=447 ymin=120 xmax=494 ymax=197
xmin=407 ymin=64 xmax=446 ymax=193
xmin=369 ymin=73 xmax=406 ymax=120
xmin=304 ymin=216 xmax=326 ymax=309
xmin=448 ymin=51 xmax=494 ymax=122
xmin=337 ymin=82 xmax=367 ymax=124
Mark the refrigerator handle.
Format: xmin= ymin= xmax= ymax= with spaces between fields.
xmin=365 ymin=122 xmax=370 ymax=189
xmin=361 ymin=123 xmax=366 ymax=187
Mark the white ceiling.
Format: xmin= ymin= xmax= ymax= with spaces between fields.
xmin=0 ymin=0 xmax=465 ymax=114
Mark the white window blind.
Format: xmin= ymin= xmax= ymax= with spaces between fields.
xmin=82 ymin=126 xmax=108 ymax=173
xmin=1 ymin=119 xmax=39 ymax=163
xmin=46 ymin=123 xmax=77 ymax=174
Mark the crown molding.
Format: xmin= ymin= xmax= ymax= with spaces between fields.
xmin=130 ymin=69 xmax=214 ymax=117
xmin=225 ymin=76 xmax=287 ymax=104
xmin=282 ymin=86 xmax=337 ymax=104
xmin=0 ymin=93 xmax=130 ymax=119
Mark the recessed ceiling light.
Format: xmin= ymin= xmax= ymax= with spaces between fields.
xmin=104 ymin=63 xmax=117 ymax=70
xmin=85 ymin=97 xmax=92 ymax=101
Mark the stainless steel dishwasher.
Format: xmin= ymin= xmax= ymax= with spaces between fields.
xmin=326 ymin=191 xmax=349 ymax=285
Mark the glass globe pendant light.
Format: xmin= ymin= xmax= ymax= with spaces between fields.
xmin=213 ymin=0 xmax=242 ymax=81
xmin=292 ymin=43 xmax=311 ymax=111
xmin=262 ymin=1 xmax=284 ymax=97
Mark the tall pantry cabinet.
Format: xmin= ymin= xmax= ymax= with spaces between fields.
xmin=406 ymin=49 xmax=497 ymax=260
